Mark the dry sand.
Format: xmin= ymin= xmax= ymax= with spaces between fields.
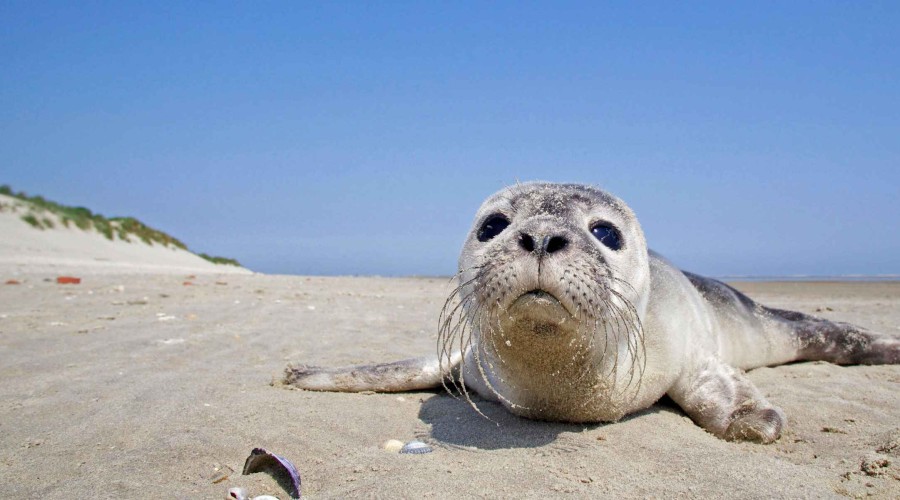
xmin=1 ymin=271 xmax=898 ymax=499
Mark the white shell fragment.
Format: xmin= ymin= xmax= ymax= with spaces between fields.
xmin=382 ymin=439 xmax=404 ymax=453
xmin=399 ymin=440 xmax=433 ymax=454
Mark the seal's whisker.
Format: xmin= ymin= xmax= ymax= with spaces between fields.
xmin=459 ymin=306 xmax=497 ymax=422
xmin=437 ymin=257 xmax=527 ymax=422
xmin=604 ymin=296 xmax=635 ymax=394
xmin=605 ymin=285 xmax=647 ymax=398
xmin=438 ymin=292 xmax=478 ymax=398
xmin=480 ymin=303 xmax=530 ymax=409
xmin=471 ymin=293 xmax=533 ymax=413
xmin=572 ymin=261 xmax=646 ymax=400
xmin=569 ymin=272 xmax=604 ymax=386
xmin=437 ymin=262 xmax=496 ymax=398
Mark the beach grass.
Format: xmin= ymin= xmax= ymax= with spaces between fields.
xmin=197 ymin=253 xmax=242 ymax=267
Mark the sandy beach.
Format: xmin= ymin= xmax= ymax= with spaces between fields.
xmin=1 ymin=270 xmax=898 ymax=498
xmin=6 ymin=2 xmax=900 ymax=497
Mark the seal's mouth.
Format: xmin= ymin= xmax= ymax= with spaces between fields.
xmin=506 ymin=289 xmax=573 ymax=325
xmin=518 ymin=289 xmax=559 ymax=305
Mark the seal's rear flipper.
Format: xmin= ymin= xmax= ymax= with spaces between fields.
xmin=284 ymin=354 xmax=460 ymax=393
xmin=767 ymin=308 xmax=900 ymax=365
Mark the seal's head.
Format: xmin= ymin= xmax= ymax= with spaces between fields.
xmin=440 ymin=182 xmax=650 ymax=422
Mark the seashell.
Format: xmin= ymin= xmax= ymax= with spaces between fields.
xmin=226 ymin=487 xmax=249 ymax=500
xmin=399 ymin=440 xmax=433 ymax=454
xmin=242 ymin=448 xmax=301 ymax=499
xmin=382 ymin=439 xmax=404 ymax=453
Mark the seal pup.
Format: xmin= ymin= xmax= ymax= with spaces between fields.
xmin=285 ymin=182 xmax=899 ymax=443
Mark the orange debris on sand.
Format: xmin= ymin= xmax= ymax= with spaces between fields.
xmin=57 ymin=276 xmax=82 ymax=285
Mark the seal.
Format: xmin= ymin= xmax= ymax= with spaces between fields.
xmin=284 ymin=182 xmax=899 ymax=443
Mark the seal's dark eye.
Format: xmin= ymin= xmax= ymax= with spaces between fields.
xmin=478 ymin=215 xmax=510 ymax=242
xmin=590 ymin=223 xmax=622 ymax=250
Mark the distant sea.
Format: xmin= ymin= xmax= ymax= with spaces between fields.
xmin=719 ymin=275 xmax=900 ymax=282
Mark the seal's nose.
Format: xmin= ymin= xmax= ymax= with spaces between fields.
xmin=518 ymin=232 xmax=568 ymax=255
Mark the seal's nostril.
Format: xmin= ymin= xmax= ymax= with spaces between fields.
xmin=545 ymin=236 xmax=568 ymax=254
xmin=519 ymin=233 xmax=535 ymax=252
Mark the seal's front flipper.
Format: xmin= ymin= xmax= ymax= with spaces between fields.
xmin=284 ymin=354 xmax=460 ymax=393
xmin=668 ymin=357 xmax=785 ymax=443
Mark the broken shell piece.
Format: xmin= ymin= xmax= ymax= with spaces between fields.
xmin=242 ymin=448 xmax=301 ymax=499
xmin=400 ymin=440 xmax=433 ymax=454
xmin=226 ymin=487 xmax=249 ymax=500
xmin=382 ymin=439 xmax=404 ymax=453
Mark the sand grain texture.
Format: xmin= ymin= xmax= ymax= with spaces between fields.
xmin=0 ymin=274 xmax=898 ymax=498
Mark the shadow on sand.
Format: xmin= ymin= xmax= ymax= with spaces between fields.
xmin=417 ymin=392 xmax=682 ymax=450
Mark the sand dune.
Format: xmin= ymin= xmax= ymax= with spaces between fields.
xmin=0 ymin=193 xmax=249 ymax=275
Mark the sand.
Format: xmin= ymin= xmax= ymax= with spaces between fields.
xmin=1 ymin=271 xmax=898 ymax=499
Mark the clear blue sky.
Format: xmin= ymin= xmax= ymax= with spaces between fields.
xmin=2 ymin=2 xmax=898 ymax=276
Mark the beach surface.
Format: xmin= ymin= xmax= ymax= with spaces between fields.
xmin=1 ymin=270 xmax=898 ymax=498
